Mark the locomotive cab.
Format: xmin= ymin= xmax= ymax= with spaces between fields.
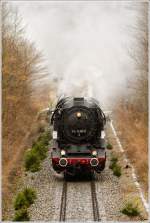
xmin=51 ymin=97 xmax=106 ymax=176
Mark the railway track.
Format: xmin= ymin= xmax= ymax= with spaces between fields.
xmin=91 ymin=179 xmax=100 ymax=221
xmin=59 ymin=181 xmax=67 ymax=221
xmin=59 ymin=177 xmax=100 ymax=221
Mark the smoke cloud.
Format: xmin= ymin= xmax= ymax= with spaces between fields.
xmin=13 ymin=1 xmax=141 ymax=108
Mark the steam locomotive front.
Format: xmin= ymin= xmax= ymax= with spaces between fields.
xmin=51 ymin=97 xmax=106 ymax=176
xmin=63 ymin=101 xmax=98 ymax=144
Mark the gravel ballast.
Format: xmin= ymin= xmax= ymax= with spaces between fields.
xmin=11 ymin=123 xmax=148 ymax=221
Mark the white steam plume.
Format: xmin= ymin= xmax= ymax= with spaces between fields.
xmin=13 ymin=1 xmax=142 ymax=108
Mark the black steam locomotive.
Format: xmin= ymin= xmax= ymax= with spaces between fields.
xmin=51 ymin=97 xmax=106 ymax=177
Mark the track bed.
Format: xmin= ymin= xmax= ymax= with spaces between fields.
xmin=11 ymin=122 xmax=148 ymax=221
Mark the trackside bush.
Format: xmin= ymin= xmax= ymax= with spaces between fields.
xmin=14 ymin=188 xmax=37 ymax=210
xmin=109 ymin=161 xmax=116 ymax=170
xmin=25 ymin=150 xmax=41 ymax=172
xmin=110 ymin=155 xmax=118 ymax=163
xmin=113 ymin=165 xmax=122 ymax=177
xmin=25 ymin=130 xmax=51 ymax=172
xmin=33 ymin=142 xmax=47 ymax=160
xmin=14 ymin=192 xmax=29 ymax=210
xmin=13 ymin=188 xmax=36 ymax=221
xmin=109 ymin=154 xmax=122 ymax=177
xmin=38 ymin=130 xmax=51 ymax=146
xmin=107 ymin=143 xmax=113 ymax=150
xmin=13 ymin=208 xmax=30 ymax=221
xmin=23 ymin=188 xmax=37 ymax=205
xmin=109 ymin=155 xmax=118 ymax=169
xmin=121 ymin=202 xmax=140 ymax=217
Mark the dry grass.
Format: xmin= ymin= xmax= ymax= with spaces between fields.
xmin=114 ymin=106 xmax=148 ymax=193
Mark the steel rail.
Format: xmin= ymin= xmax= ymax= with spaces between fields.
xmin=91 ymin=179 xmax=100 ymax=221
xmin=59 ymin=181 xmax=67 ymax=221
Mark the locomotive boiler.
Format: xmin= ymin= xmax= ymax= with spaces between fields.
xmin=51 ymin=97 xmax=106 ymax=177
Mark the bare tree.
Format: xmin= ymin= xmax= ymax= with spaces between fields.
xmin=2 ymin=3 xmax=52 ymax=218
xmin=124 ymin=3 xmax=148 ymax=123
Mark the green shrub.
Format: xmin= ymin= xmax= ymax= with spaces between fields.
xmin=40 ymin=136 xmax=49 ymax=146
xmin=107 ymin=143 xmax=113 ymax=150
xmin=25 ymin=130 xmax=51 ymax=172
xmin=13 ymin=208 xmax=30 ymax=221
xmin=36 ymin=141 xmax=47 ymax=152
xmin=23 ymin=188 xmax=37 ymax=205
xmin=121 ymin=202 xmax=140 ymax=217
xmin=109 ymin=154 xmax=118 ymax=169
xmin=110 ymin=155 xmax=118 ymax=163
xmin=24 ymin=150 xmax=40 ymax=172
xmin=113 ymin=164 xmax=122 ymax=177
xmin=38 ymin=131 xmax=51 ymax=146
xmin=109 ymin=161 xmax=117 ymax=170
xmin=14 ymin=188 xmax=36 ymax=210
xmin=32 ymin=143 xmax=47 ymax=160
xmin=14 ymin=192 xmax=29 ymax=210
xmin=109 ymin=154 xmax=121 ymax=177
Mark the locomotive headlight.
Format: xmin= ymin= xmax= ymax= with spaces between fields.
xmin=61 ymin=150 xmax=66 ymax=156
xmin=77 ymin=112 xmax=81 ymax=118
xmin=92 ymin=150 xmax=97 ymax=156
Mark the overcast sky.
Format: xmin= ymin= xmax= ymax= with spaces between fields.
xmin=11 ymin=1 xmax=143 ymax=107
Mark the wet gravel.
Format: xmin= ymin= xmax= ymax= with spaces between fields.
xmin=11 ymin=123 xmax=148 ymax=221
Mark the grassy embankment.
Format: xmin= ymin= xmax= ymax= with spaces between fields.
xmin=114 ymin=107 xmax=148 ymax=194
